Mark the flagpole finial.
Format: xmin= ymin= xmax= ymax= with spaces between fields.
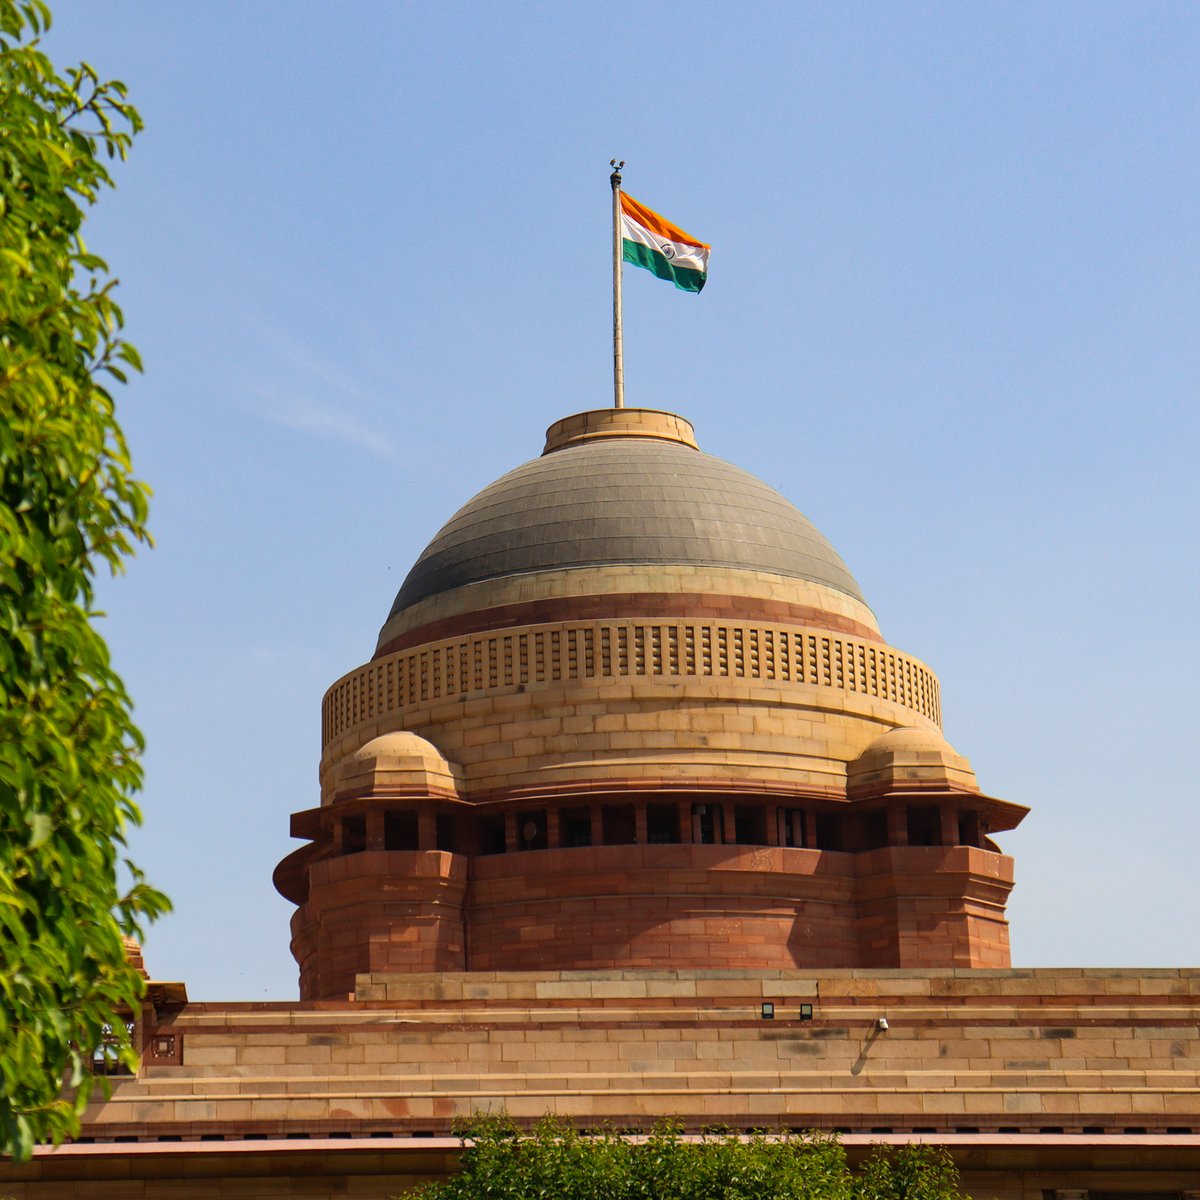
xmin=610 ymin=159 xmax=624 ymax=188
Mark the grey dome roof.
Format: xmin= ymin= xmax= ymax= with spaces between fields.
xmin=386 ymin=438 xmax=865 ymax=620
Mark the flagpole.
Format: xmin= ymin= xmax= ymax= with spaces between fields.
xmin=610 ymin=159 xmax=625 ymax=409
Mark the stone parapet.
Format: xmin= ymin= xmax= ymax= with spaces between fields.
xmin=68 ymin=968 xmax=1200 ymax=1144
xmin=324 ymin=618 xmax=941 ymax=787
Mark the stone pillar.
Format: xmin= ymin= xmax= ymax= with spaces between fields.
xmin=545 ymin=807 xmax=561 ymax=849
xmin=939 ymin=805 xmax=958 ymax=847
xmin=417 ymin=809 xmax=436 ymax=852
xmin=766 ymin=807 xmax=780 ymax=846
xmin=722 ymin=804 xmax=736 ymax=845
xmin=634 ymin=803 xmax=648 ymax=846
xmin=804 ymin=811 xmax=818 ymax=849
xmin=504 ymin=810 xmax=517 ymax=854
xmin=679 ymin=801 xmax=694 ymax=843
xmin=590 ymin=805 xmax=603 ymax=848
xmin=886 ymin=806 xmax=907 ymax=846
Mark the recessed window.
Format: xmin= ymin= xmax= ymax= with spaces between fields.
xmin=646 ymin=804 xmax=679 ymax=844
xmin=906 ymin=806 xmax=941 ymax=847
xmin=384 ymin=811 xmax=417 ymax=851
xmin=436 ymin=813 xmax=457 ymax=853
xmin=815 ymin=814 xmax=844 ymax=851
xmin=861 ymin=810 xmax=888 ymax=851
xmin=734 ymin=805 xmax=766 ymax=845
xmin=342 ymin=814 xmax=366 ymax=855
xmin=561 ymin=807 xmax=592 ymax=848
xmin=602 ymin=804 xmax=636 ymax=845
xmin=478 ymin=814 xmax=506 ymax=856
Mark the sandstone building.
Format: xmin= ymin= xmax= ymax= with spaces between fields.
xmin=5 ymin=409 xmax=1197 ymax=1198
xmin=276 ymin=406 xmax=1026 ymax=994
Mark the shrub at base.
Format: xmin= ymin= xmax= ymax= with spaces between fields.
xmin=408 ymin=1115 xmax=969 ymax=1200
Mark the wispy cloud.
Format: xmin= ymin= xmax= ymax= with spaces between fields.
xmin=258 ymin=390 xmax=399 ymax=460
xmin=245 ymin=322 xmax=401 ymax=461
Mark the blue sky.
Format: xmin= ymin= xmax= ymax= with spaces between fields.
xmin=46 ymin=1 xmax=1199 ymax=997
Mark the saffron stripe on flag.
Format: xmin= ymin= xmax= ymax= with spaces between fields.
xmin=620 ymin=193 xmax=709 ymax=250
xmin=618 ymin=192 xmax=710 ymax=293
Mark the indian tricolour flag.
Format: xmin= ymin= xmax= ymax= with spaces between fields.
xmin=620 ymin=193 xmax=710 ymax=293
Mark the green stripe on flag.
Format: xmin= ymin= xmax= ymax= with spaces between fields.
xmin=622 ymin=239 xmax=706 ymax=293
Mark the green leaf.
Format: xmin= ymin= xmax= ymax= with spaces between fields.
xmin=27 ymin=811 xmax=52 ymax=847
xmin=0 ymin=0 xmax=166 ymax=1162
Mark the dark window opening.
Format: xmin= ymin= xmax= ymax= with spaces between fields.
xmin=860 ymin=810 xmax=889 ymax=851
xmin=342 ymin=813 xmax=366 ymax=855
xmin=957 ymin=810 xmax=980 ymax=847
xmin=384 ymin=811 xmax=418 ymax=851
xmin=646 ymin=804 xmax=679 ymax=844
xmin=906 ymin=805 xmax=941 ymax=847
xmin=478 ymin=814 xmax=506 ymax=856
xmin=436 ymin=813 xmax=457 ymax=853
xmin=693 ymin=803 xmax=722 ymax=845
xmin=561 ymin=807 xmax=592 ymax=847
xmin=734 ymin=805 xmax=767 ymax=845
xmin=602 ymin=804 xmax=636 ymax=845
xmin=517 ymin=809 xmax=547 ymax=851
xmin=815 ymin=814 xmax=844 ymax=851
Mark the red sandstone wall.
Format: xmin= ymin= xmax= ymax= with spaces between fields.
xmin=294 ymin=843 xmax=1015 ymax=996
xmin=294 ymin=851 xmax=467 ymax=998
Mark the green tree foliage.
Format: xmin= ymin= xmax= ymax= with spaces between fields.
xmin=411 ymin=1115 xmax=969 ymax=1200
xmin=0 ymin=0 xmax=168 ymax=1161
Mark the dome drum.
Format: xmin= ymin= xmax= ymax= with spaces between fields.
xmin=322 ymin=619 xmax=943 ymax=801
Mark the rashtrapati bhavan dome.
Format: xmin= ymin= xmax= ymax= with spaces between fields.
xmin=275 ymin=407 xmax=1026 ymax=997
xmin=8 ymin=407 xmax=1198 ymax=1199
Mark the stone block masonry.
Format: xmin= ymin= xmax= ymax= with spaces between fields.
xmin=5 ymin=968 xmax=1197 ymax=1199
